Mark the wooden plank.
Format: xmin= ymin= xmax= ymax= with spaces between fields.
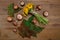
xmin=0 ymin=0 xmax=60 ymax=40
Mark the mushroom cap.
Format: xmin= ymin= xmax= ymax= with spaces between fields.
xmin=16 ymin=14 xmax=22 ymax=20
xmin=20 ymin=1 xmax=25 ymax=6
xmin=14 ymin=5 xmax=18 ymax=9
xmin=43 ymin=11 xmax=48 ymax=17
xmin=7 ymin=16 xmax=13 ymax=22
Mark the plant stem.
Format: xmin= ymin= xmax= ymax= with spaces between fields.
xmin=30 ymin=9 xmax=48 ymax=25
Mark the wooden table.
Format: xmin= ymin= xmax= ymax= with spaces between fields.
xmin=0 ymin=0 xmax=60 ymax=40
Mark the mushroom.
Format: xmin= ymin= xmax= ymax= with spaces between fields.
xmin=43 ymin=11 xmax=48 ymax=17
xmin=7 ymin=16 xmax=13 ymax=22
xmin=13 ymin=28 xmax=17 ymax=33
xmin=12 ymin=20 xmax=18 ymax=26
xmin=36 ymin=5 xmax=42 ymax=11
xmin=20 ymin=1 xmax=25 ymax=7
xmin=14 ymin=5 xmax=18 ymax=10
xmin=32 ymin=18 xmax=38 ymax=25
xmin=32 ymin=18 xmax=37 ymax=24
xmin=16 ymin=14 xmax=23 ymax=21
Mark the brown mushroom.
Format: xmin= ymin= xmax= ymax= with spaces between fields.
xmin=14 ymin=5 xmax=19 ymax=10
xmin=7 ymin=16 xmax=13 ymax=22
xmin=32 ymin=18 xmax=39 ymax=26
xmin=20 ymin=1 xmax=25 ymax=7
xmin=36 ymin=5 xmax=42 ymax=11
xmin=12 ymin=20 xmax=18 ymax=26
xmin=16 ymin=14 xmax=23 ymax=21
xmin=43 ymin=11 xmax=48 ymax=17
xmin=13 ymin=28 xmax=17 ymax=33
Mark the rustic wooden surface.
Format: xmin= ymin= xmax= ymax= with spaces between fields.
xmin=0 ymin=0 xmax=60 ymax=40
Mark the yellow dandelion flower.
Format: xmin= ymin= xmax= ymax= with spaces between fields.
xmin=23 ymin=3 xmax=34 ymax=16
xmin=27 ymin=3 xmax=33 ymax=9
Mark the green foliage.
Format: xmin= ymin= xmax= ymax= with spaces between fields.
xmin=8 ymin=3 xmax=14 ymax=17
xmin=28 ymin=15 xmax=34 ymax=22
xmin=8 ymin=3 xmax=21 ymax=17
xmin=23 ymin=19 xmax=44 ymax=33
xmin=18 ymin=15 xmax=44 ymax=38
xmin=34 ymin=13 xmax=48 ymax=25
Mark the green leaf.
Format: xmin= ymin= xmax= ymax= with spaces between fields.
xmin=28 ymin=15 xmax=34 ymax=22
xmin=21 ymin=16 xmax=44 ymax=38
xmin=8 ymin=3 xmax=14 ymax=17
xmin=34 ymin=26 xmax=44 ymax=33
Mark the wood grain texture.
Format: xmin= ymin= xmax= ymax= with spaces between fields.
xmin=0 ymin=0 xmax=60 ymax=40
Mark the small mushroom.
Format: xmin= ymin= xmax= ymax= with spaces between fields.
xmin=43 ymin=11 xmax=48 ymax=17
xmin=13 ymin=28 xmax=17 ymax=33
xmin=36 ymin=5 xmax=42 ymax=11
xmin=32 ymin=18 xmax=38 ymax=25
xmin=14 ymin=5 xmax=18 ymax=10
xmin=7 ymin=16 xmax=13 ymax=22
xmin=16 ymin=14 xmax=23 ymax=21
xmin=20 ymin=1 xmax=25 ymax=7
xmin=32 ymin=18 xmax=37 ymax=24
xmin=12 ymin=20 xmax=18 ymax=26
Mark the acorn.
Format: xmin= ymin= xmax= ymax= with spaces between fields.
xmin=12 ymin=20 xmax=18 ymax=26
xmin=14 ymin=5 xmax=18 ymax=10
xmin=36 ymin=5 xmax=42 ymax=11
xmin=43 ymin=11 xmax=48 ymax=17
xmin=20 ymin=1 xmax=25 ymax=6
xmin=7 ymin=16 xmax=13 ymax=22
xmin=16 ymin=14 xmax=23 ymax=21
